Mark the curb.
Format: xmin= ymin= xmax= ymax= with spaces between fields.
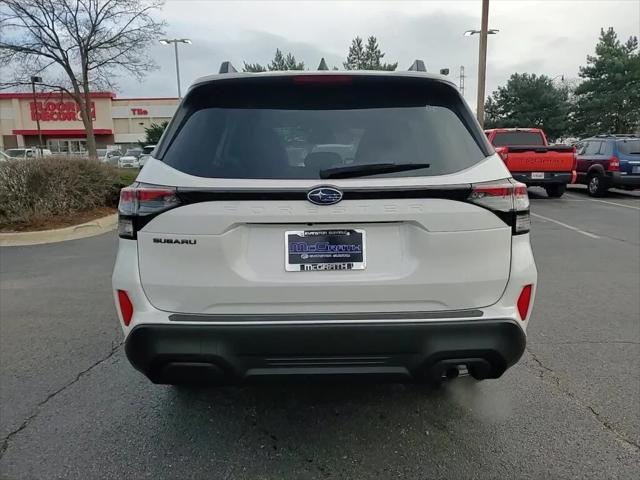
xmin=0 ymin=214 xmax=118 ymax=247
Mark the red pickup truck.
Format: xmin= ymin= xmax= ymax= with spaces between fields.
xmin=485 ymin=128 xmax=576 ymax=198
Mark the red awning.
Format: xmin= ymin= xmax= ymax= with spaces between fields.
xmin=12 ymin=129 xmax=113 ymax=137
xmin=0 ymin=92 xmax=115 ymax=99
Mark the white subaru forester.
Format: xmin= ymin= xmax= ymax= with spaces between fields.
xmin=112 ymin=64 xmax=537 ymax=386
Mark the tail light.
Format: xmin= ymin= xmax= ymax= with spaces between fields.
xmin=117 ymin=290 xmax=134 ymax=326
xmin=467 ymin=179 xmax=530 ymax=234
xmin=495 ymin=147 xmax=509 ymax=163
xmin=118 ymin=183 xmax=180 ymax=239
xmin=517 ymin=284 xmax=533 ymax=320
xmin=607 ymin=156 xmax=620 ymax=172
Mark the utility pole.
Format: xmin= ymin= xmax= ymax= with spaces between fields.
xmin=30 ymin=76 xmax=43 ymax=150
xmin=159 ymin=38 xmax=192 ymax=99
xmin=173 ymin=41 xmax=181 ymax=98
xmin=459 ymin=65 xmax=466 ymax=98
xmin=476 ymin=0 xmax=490 ymax=127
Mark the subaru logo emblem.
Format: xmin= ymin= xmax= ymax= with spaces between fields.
xmin=307 ymin=187 xmax=343 ymax=205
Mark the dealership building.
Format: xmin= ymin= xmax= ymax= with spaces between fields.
xmin=0 ymin=92 xmax=179 ymax=153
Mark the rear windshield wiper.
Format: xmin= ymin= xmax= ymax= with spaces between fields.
xmin=319 ymin=162 xmax=430 ymax=179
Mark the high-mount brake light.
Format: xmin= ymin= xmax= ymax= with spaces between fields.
xmin=118 ymin=184 xmax=180 ymax=239
xmin=467 ymin=180 xmax=530 ymax=234
xmin=292 ymin=75 xmax=353 ymax=85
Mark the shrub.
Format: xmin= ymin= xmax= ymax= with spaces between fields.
xmin=0 ymin=157 xmax=120 ymax=226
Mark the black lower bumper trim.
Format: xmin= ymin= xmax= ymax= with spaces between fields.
xmin=613 ymin=174 xmax=640 ymax=188
xmin=512 ymin=172 xmax=572 ymax=186
xmin=125 ymin=319 xmax=526 ymax=385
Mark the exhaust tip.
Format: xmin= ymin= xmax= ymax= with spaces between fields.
xmin=445 ymin=367 xmax=459 ymax=380
xmin=426 ymin=358 xmax=494 ymax=383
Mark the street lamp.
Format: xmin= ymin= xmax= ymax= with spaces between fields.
xmin=30 ymin=76 xmax=44 ymax=150
xmin=464 ymin=0 xmax=499 ymax=127
xmin=464 ymin=29 xmax=499 ymax=36
xmin=159 ymin=38 xmax=192 ymax=98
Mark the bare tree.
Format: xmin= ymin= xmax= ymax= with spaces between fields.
xmin=0 ymin=0 xmax=165 ymax=158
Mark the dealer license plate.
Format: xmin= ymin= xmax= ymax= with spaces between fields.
xmin=285 ymin=229 xmax=366 ymax=271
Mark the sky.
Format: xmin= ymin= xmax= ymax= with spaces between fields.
xmin=115 ymin=0 xmax=640 ymax=105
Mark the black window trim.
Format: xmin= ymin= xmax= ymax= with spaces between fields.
xmin=154 ymin=75 xmax=494 ymax=163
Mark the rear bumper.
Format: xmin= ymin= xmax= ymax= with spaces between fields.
xmin=124 ymin=319 xmax=526 ymax=384
xmin=512 ymin=172 xmax=573 ymax=186
xmin=611 ymin=173 xmax=640 ymax=188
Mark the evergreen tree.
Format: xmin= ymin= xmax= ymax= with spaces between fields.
xmin=143 ymin=121 xmax=169 ymax=145
xmin=243 ymin=62 xmax=267 ymax=72
xmin=363 ymin=36 xmax=397 ymax=71
xmin=343 ymin=37 xmax=366 ymax=70
xmin=243 ymin=49 xmax=304 ymax=72
xmin=484 ymin=73 xmax=571 ymax=140
xmin=344 ymin=36 xmax=397 ymax=70
xmin=571 ymin=28 xmax=640 ymax=136
xmin=268 ymin=49 xmax=304 ymax=71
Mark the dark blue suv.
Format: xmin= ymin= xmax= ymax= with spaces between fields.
xmin=575 ymin=135 xmax=640 ymax=196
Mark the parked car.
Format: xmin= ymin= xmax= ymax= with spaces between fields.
xmin=575 ymin=135 xmax=640 ymax=196
xmin=96 ymin=148 xmax=120 ymax=165
xmin=118 ymin=149 xmax=141 ymax=169
xmin=4 ymin=148 xmax=53 ymax=159
xmin=485 ymin=128 xmax=576 ymax=198
xmin=137 ymin=145 xmax=156 ymax=168
xmin=113 ymin=67 xmax=537 ymax=387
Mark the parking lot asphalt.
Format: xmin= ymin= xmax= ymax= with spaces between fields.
xmin=1 ymin=186 xmax=639 ymax=479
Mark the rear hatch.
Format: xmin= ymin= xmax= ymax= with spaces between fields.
xmin=617 ymin=138 xmax=640 ymax=175
xmin=130 ymin=74 xmax=516 ymax=315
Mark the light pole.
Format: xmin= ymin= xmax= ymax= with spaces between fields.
xmin=464 ymin=0 xmax=499 ymax=127
xmin=30 ymin=76 xmax=44 ymax=150
xmin=159 ymin=38 xmax=192 ymax=98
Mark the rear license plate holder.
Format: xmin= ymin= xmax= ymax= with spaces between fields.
xmin=531 ymin=172 xmax=545 ymax=179
xmin=285 ymin=229 xmax=366 ymax=271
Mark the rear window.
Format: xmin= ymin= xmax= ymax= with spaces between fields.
xmin=617 ymin=139 xmax=640 ymax=155
xmin=491 ymin=131 xmax=545 ymax=147
xmin=6 ymin=149 xmax=26 ymax=157
xmin=159 ymin=76 xmax=489 ymax=179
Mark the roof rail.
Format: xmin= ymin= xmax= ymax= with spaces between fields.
xmin=408 ymin=59 xmax=427 ymax=72
xmin=219 ymin=61 xmax=238 ymax=74
xmin=317 ymin=58 xmax=329 ymax=70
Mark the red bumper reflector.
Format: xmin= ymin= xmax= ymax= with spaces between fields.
xmin=117 ymin=290 xmax=134 ymax=326
xmin=517 ymin=284 xmax=533 ymax=320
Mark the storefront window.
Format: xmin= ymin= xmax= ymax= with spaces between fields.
xmin=47 ymin=139 xmax=88 ymax=154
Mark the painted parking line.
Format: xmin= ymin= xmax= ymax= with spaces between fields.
xmin=565 ymin=193 xmax=640 ymax=210
xmin=530 ymin=212 xmax=601 ymax=239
